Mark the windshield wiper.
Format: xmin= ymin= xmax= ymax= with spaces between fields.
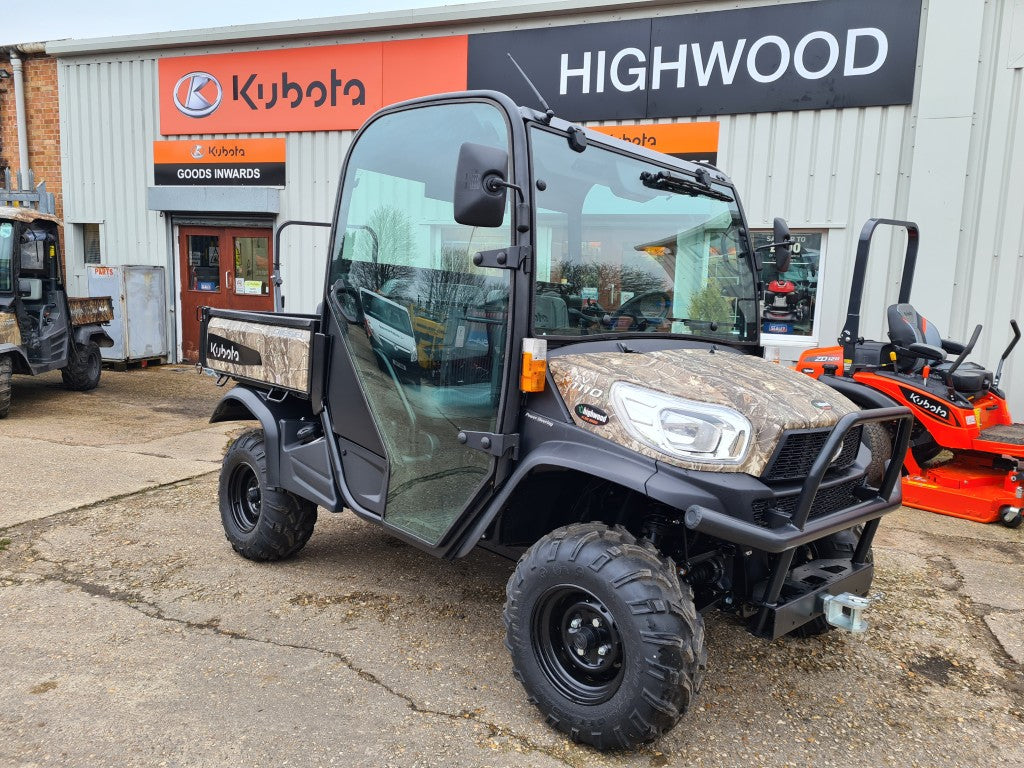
xmin=640 ymin=170 xmax=734 ymax=203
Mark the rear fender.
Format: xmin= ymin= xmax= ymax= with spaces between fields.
xmin=211 ymin=387 xmax=311 ymax=481
xmin=0 ymin=343 xmax=32 ymax=375
xmin=73 ymin=324 xmax=115 ymax=349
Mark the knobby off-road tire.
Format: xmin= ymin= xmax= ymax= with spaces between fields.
xmin=863 ymin=423 xmax=892 ymax=487
xmin=504 ymin=523 xmax=707 ymax=750
xmin=0 ymin=354 xmax=11 ymax=418
xmin=792 ymin=526 xmax=872 ymax=638
xmin=219 ymin=429 xmax=317 ymax=561
xmin=61 ymin=341 xmax=102 ymax=391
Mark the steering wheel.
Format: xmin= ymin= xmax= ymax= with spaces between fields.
xmin=606 ymin=291 xmax=671 ymax=331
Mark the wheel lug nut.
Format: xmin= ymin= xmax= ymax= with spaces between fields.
xmin=591 ymin=618 xmax=601 ymax=628
xmin=570 ymin=618 xmax=581 ymax=629
xmin=597 ymin=644 xmax=610 ymax=657
xmin=576 ymin=648 xmax=585 ymax=656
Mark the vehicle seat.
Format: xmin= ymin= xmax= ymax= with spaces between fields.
xmin=887 ymin=303 xmax=993 ymax=393
xmin=534 ymin=294 xmax=568 ymax=333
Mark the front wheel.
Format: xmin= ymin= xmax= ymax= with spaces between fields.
xmin=504 ymin=523 xmax=706 ymax=750
xmin=219 ymin=429 xmax=317 ymax=560
xmin=61 ymin=341 xmax=101 ymax=391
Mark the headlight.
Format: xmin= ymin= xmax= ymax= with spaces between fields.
xmin=610 ymin=382 xmax=751 ymax=464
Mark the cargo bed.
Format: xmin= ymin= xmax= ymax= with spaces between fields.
xmin=200 ymin=307 xmax=320 ymax=396
xmin=68 ymin=296 xmax=114 ymax=326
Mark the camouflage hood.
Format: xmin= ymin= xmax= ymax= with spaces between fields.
xmin=547 ymin=348 xmax=858 ymax=475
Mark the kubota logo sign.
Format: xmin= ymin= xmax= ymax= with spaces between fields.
xmin=173 ymin=72 xmax=223 ymax=118
xmin=158 ymin=37 xmax=468 ymax=135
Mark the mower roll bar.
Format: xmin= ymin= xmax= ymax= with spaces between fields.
xmin=995 ymin=320 xmax=1021 ymax=387
xmin=839 ymin=218 xmax=919 ymax=372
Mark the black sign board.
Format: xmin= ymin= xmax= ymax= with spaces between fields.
xmin=468 ymin=0 xmax=922 ymax=121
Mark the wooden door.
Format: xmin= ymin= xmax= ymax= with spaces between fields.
xmin=178 ymin=226 xmax=273 ymax=362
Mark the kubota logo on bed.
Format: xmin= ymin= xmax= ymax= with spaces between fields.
xmin=207 ymin=334 xmax=263 ymax=367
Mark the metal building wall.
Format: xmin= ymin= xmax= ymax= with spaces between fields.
xmin=54 ymin=0 xmax=1024 ymax=411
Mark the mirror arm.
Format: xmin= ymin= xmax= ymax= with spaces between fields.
xmin=484 ymin=175 xmax=525 ymax=203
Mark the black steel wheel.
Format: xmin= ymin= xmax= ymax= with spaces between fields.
xmin=532 ymin=586 xmax=625 ymax=706
xmin=505 ymin=523 xmax=706 ymax=750
xmin=227 ymin=461 xmax=262 ymax=534
xmin=218 ymin=429 xmax=317 ymax=561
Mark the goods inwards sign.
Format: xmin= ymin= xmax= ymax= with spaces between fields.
xmin=153 ymin=139 xmax=286 ymax=186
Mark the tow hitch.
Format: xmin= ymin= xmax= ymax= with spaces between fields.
xmin=820 ymin=592 xmax=876 ymax=633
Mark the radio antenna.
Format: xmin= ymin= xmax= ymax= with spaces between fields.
xmin=507 ymin=53 xmax=555 ymax=124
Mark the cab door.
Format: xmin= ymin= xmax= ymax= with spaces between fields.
xmin=323 ymin=100 xmax=514 ymax=549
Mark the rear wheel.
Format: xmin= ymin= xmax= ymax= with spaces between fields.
xmin=504 ymin=523 xmax=706 ymax=750
xmin=0 ymin=354 xmax=11 ymax=418
xmin=219 ymin=429 xmax=317 ymax=560
xmin=61 ymin=341 xmax=101 ymax=391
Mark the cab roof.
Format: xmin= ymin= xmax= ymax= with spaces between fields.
xmin=0 ymin=206 xmax=62 ymax=226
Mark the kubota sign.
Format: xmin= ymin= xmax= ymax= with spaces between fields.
xmin=158 ymin=0 xmax=920 ymax=134
xmin=158 ymin=37 xmax=468 ymax=135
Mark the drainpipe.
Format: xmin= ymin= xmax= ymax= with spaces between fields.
xmin=9 ymin=50 xmax=29 ymax=189
xmin=7 ymin=44 xmax=44 ymax=189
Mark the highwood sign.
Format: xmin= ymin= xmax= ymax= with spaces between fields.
xmin=153 ymin=139 xmax=286 ymax=186
xmin=158 ymin=0 xmax=920 ymax=133
xmin=158 ymin=37 xmax=467 ymax=135
xmin=468 ymin=0 xmax=921 ymax=120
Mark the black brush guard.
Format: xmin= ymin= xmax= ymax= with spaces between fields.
xmin=684 ymin=406 xmax=913 ymax=638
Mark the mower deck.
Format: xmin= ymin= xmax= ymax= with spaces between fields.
xmin=902 ymin=452 xmax=1022 ymax=524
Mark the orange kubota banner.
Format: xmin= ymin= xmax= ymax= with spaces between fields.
xmin=590 ymin=122 xmax=720 ymax=165
xmin=158 ymin=36 xmax=468 ymax=136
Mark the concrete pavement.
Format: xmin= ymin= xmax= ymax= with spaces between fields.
xmin=0 ymin=366 xmax=1022 ymax=767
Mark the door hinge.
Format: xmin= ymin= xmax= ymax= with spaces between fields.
xmin=472 ymin=245 xmax=530 ymax=270
xmin=457 ymin=430 xmax=519 ymax=459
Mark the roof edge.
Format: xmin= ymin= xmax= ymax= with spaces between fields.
xmin=45 ymin=0 xmax=693 ymax=57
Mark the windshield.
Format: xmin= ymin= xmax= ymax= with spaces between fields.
xmin=0 ymin=222 xmax=13 ymax=294
xmin=530 ymin=128 xmax=758 ymax=342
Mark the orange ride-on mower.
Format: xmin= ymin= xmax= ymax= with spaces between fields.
xmin=797 ymin=218 xmax=1024 ymax=529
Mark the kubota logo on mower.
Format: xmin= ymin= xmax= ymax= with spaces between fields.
xmin=900 ymin=386 xmax=953 ymax=423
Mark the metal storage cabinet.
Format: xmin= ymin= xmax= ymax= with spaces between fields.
xmin=87 ymin=265 xmax=168 ymax=362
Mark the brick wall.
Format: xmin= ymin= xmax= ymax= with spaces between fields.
xmin=0 ymin=53 xmax=62 ymax=222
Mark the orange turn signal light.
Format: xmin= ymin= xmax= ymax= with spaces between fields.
xmin=521 ymin=338 xmax=547 ymax=393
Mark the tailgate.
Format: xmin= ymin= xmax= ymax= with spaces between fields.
xmin=201 ymin=307 xmax=319 ymax=395
xmin=68 ymin=296 xmax=114 ymax=325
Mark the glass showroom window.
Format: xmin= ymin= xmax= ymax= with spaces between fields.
xmin=752 ymin=230 xmax=826 ymax=342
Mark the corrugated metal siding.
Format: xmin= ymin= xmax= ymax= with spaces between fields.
xmin=56 ymin=0 xmax=1024 ymax=417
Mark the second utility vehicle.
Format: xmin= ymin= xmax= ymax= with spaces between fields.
xmin=200 ymin=90 xmax=911 ymax=749
xmin=0 ymin=176 xmax=113 ymax=418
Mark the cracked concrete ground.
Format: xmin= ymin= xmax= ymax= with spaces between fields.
xmin=1 ymin=367 xmax=1023 ymax=767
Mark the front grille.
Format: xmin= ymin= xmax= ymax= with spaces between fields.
xmin=761 ymin=426 xmax=862 ymax=482
xmin=751 ymin=478 xmax=865 ymax=527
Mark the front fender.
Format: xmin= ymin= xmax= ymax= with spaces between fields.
xmin=211 ymin=386 xmax=316 ymax=488
xmin=0 ymin=343 xmax=32 ymax=375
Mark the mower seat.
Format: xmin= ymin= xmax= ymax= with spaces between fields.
xmin=887 ymin=303 xmax=993 ymax=394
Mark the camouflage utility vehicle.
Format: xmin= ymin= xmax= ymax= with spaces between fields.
xmin=201 ymin=91 xmax=912 ymax=749
xmin=0 ymin=176 xmax=113 ymax=418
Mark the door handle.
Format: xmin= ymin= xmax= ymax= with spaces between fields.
xmin=225 ymin=271 xmax=231 ymax=291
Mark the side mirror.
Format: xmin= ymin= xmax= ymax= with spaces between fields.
xmin=772 ymin=217 xmax=792 ymax=273
xmin=454 ymin=142 xmax=508 ymax=228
